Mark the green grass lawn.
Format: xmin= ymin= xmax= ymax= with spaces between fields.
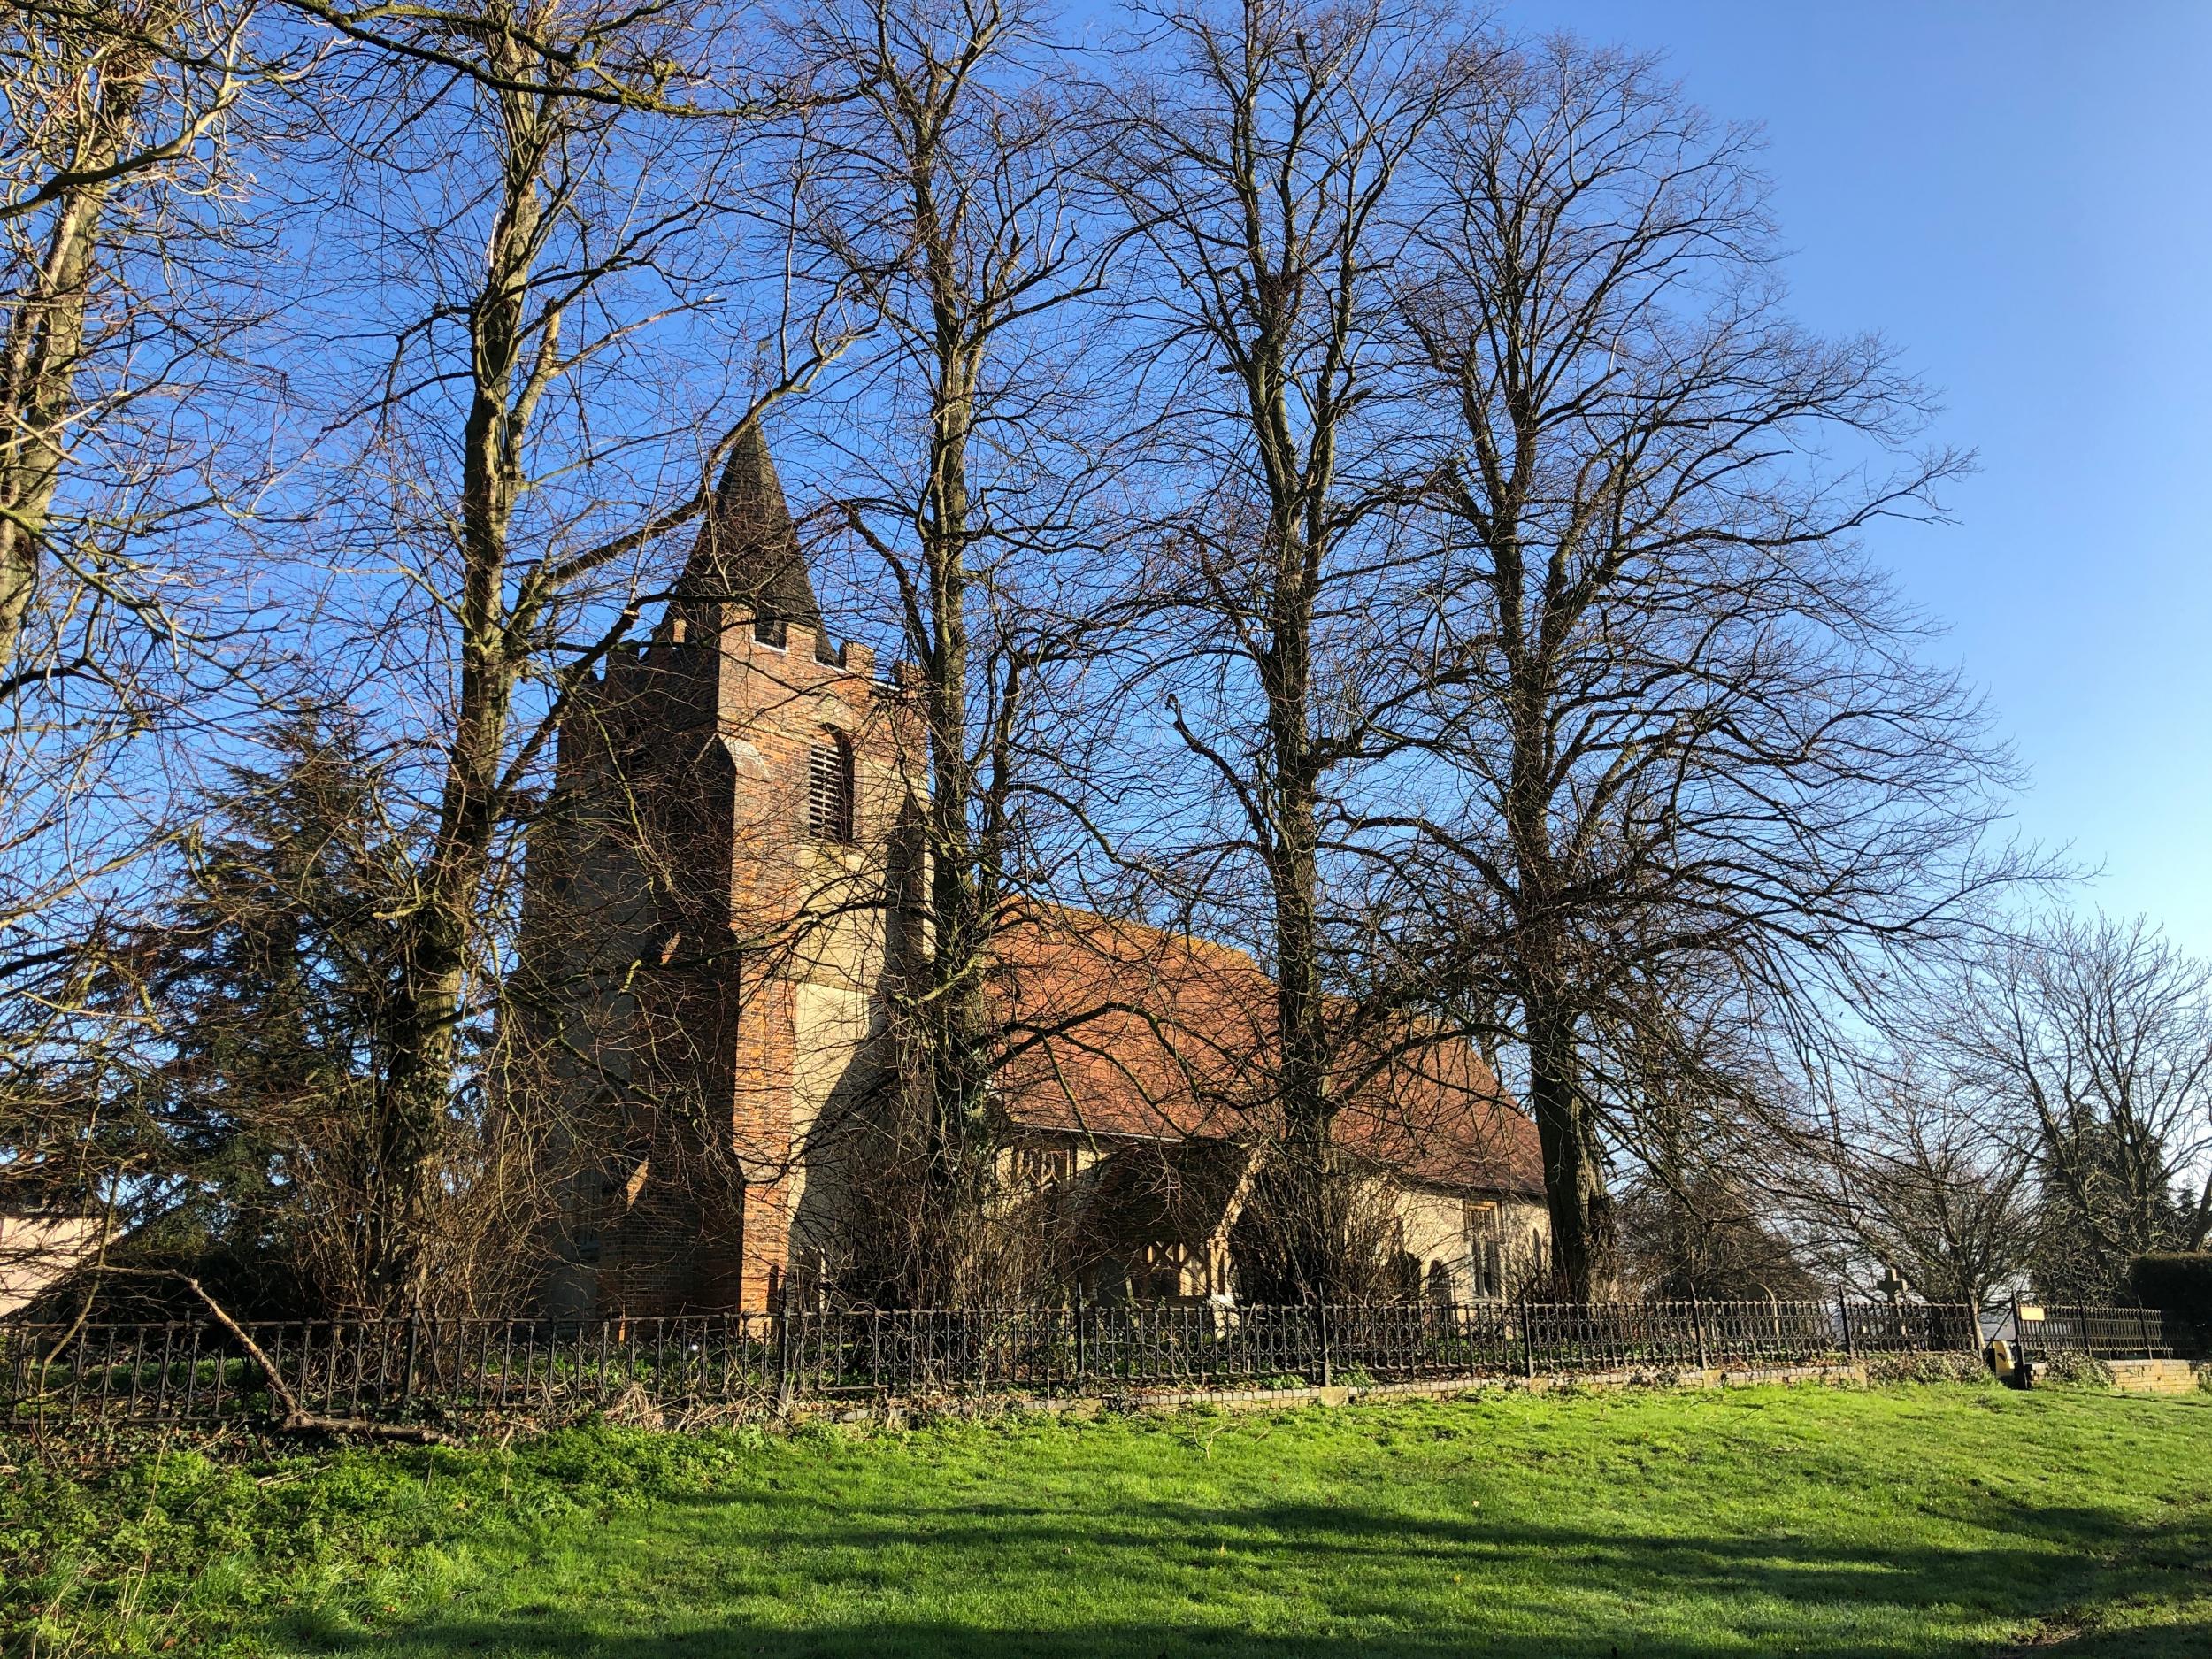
xmin=9 ymin=1383 xmax=2212 ymax=1657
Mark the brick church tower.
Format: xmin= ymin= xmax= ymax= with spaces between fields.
xmin=520 ymin=424 xmax=920 ymax=1317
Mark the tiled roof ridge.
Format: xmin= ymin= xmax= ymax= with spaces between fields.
xmin=991 ymin=897 xmax=1265 ymax=975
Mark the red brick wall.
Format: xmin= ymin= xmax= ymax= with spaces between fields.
xmin=572 ymin=605 xmax=912 ymax=1316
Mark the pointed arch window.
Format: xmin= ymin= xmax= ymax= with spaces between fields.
xmin=808 ymin=732 xmax=855 ymax=842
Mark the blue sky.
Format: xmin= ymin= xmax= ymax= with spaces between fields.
xmin=1495 ymin=0 xmax=2212 ymax=952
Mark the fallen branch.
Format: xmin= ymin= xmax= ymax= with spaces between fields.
xmin=86 ymin=1268 xmax=459 ymax=1445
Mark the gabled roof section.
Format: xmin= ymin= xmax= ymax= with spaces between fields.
xmin=986 ymin=907 xmax=1546 ymax=1200
xmin=677 ymin=420 xmax=822 ymax=629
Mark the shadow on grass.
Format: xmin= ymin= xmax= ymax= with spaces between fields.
xmin=278 ymin=1493 xmax=2212 ymax=1659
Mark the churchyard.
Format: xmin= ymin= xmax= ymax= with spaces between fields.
xmin=9 ymin=1383 xmax=2211 ymax=1657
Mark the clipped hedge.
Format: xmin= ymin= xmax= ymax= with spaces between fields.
xmin=2127 ymin=1253 xmax=2212 ymax=1333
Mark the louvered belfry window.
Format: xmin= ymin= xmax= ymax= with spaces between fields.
xmin=808 ymin=734 xmax=854 ymax=841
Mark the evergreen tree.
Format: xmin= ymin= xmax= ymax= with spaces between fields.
xmin=119 ymin=710 xmax=411 ymax=1315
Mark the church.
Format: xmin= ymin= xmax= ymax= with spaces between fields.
xmin=518 ymin=426 xmax=1551 ymax=1317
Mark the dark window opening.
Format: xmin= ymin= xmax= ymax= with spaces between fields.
xmin=809 ymin=735 xmax=855 ymax=841
xmin=1391 ymin=1248 xmax=1422 ymax=1301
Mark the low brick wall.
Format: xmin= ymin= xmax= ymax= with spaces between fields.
xmin=2105 ymin=1358 xmax=2205 ymax=1396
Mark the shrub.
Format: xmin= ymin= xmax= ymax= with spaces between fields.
xmin=2036 ymin=1349 xmax=2115 ymax=1389
xmin=2127 ymin=1254 xmax=2212 ymax=1336
xmin=1864 ymin=1350 xmax=1991 ymax=1386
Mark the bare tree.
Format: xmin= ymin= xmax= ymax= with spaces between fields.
xmin=0 ymin=0 xmax=290 ymax=1019
xmin=1794 ymin=1056 xmax=2037 ymax=1306
xmin=1925 ymin=915 xmax=2212 ymax=1301
xmin=0 ymin=0 xmax=310 ymax=1323
xmin=0 ymin=0 xmax=280 ymax=685
xmin=0 ymin=0 xmax=258 ymax=225
xmin=1586 ymin=982 xmax=1824 ymax=1298
xmin=1103 ymin=0 xmax=1483 ymax=1297
xmin=261 ymin=0 xmax=854 ymax=1313
xmin=1393 ymin=37 xmax=2018 ymax=1295
xmin=780 ymin=0 xmax=1128 ymax=1302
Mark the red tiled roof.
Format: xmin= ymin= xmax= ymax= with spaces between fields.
xmin=986 ymin=910 xmax=1545 ymax=1200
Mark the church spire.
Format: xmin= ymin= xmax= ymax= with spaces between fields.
xmin=677 ymin=419 xmax=822 ymax=630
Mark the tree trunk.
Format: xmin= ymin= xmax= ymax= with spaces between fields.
xmin=0 ymin=44 xmax=152 ymax=675
xmin=1526 ymin=1001 xmax=1611 ymax=1299
xmin=914 ymin=227 xmax=998 ymax=1301
xmin=365 ymin=63 xmax=549 ymax=1312
xmin=1271 ymin=742 xmax=1336 ymax=1295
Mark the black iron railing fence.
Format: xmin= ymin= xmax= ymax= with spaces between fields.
xmin=0 ymin=1297 xmax=2175 ymax=1435
xmin=2011 ymin=1302 xmax=2173 ymax=1363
